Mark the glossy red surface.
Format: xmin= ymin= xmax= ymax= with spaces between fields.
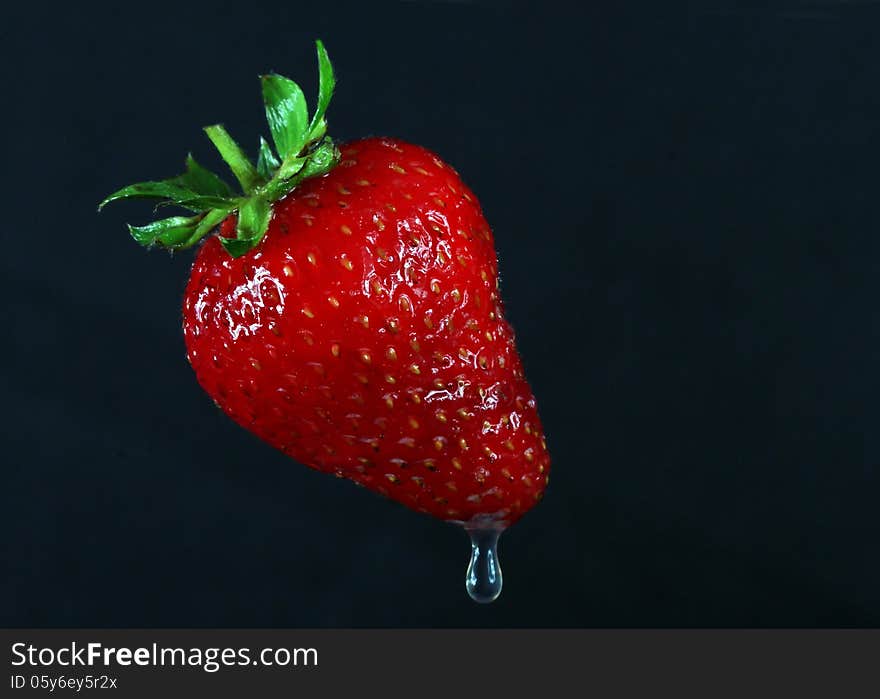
xmin=183 ymin=138 xmax=549 ymax=525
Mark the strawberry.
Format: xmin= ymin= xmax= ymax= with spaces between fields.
xmin=100 ymin=41 xmax=549 ymax=534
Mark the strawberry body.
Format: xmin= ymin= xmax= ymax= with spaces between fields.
xmin=183 ymin=138 xmax=549 ymax=525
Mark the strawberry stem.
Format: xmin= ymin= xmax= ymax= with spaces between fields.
xmin=99 ymin=39 xmax=340 ymax=258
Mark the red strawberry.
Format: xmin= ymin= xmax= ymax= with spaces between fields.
xmin=184 ymin=135 xmax=549 ymax=524
xmin=100 ymin=41 xmax=549 ymax=598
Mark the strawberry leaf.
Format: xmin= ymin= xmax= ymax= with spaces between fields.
xmin=298 ymin=139 xmax=338 ymax=179
xmin=156 ymin=195 xmax=237 ymax=212
xmin=100 ymin=181 xmax=214 ymax=212
xmin=262 ymin=140 xmax=338 ymax=202
xmin=275 ymin=155 xmax=307 ymax=182
xmin=99 ymin=155 xmax=234 ymax=213
xmin=128 ymin=208 xmax=232 ymax=249
xmin=128 ymin=216 xmax=200 ymax=247
xmin=100 ymin=181 xmax=189 ymax=208
xmin=262 ymin=74 xmax=310 ymax=161
xmin=100 ymin=38 xmax=340 ymax=257
xmin=181 ymin=208 xmax=230 ymax=248
xmin=173 ymin=155 xmax=234 ymax=197
xmin=204 ymin=124 xmax=260 ymax=193
xmin=308 ymin=39 xmax=335 ymax=141
xmin=222 ymin=196 xmax=272 ymax=257
xmin=256 ymin=137 xmax=280 ymax=180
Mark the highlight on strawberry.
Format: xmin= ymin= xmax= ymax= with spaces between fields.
xmin=100 ymin=40 xmax=550 ymax=603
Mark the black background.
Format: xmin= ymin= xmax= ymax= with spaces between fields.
xmin=3 ymin=1 xmax=880 ymax=627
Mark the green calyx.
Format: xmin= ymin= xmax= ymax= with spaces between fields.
xmin=99 ymin=40 xmax=339 ymax=257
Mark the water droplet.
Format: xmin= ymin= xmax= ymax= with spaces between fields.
xmin=465 ymin=526 xmax=503 ymax=603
